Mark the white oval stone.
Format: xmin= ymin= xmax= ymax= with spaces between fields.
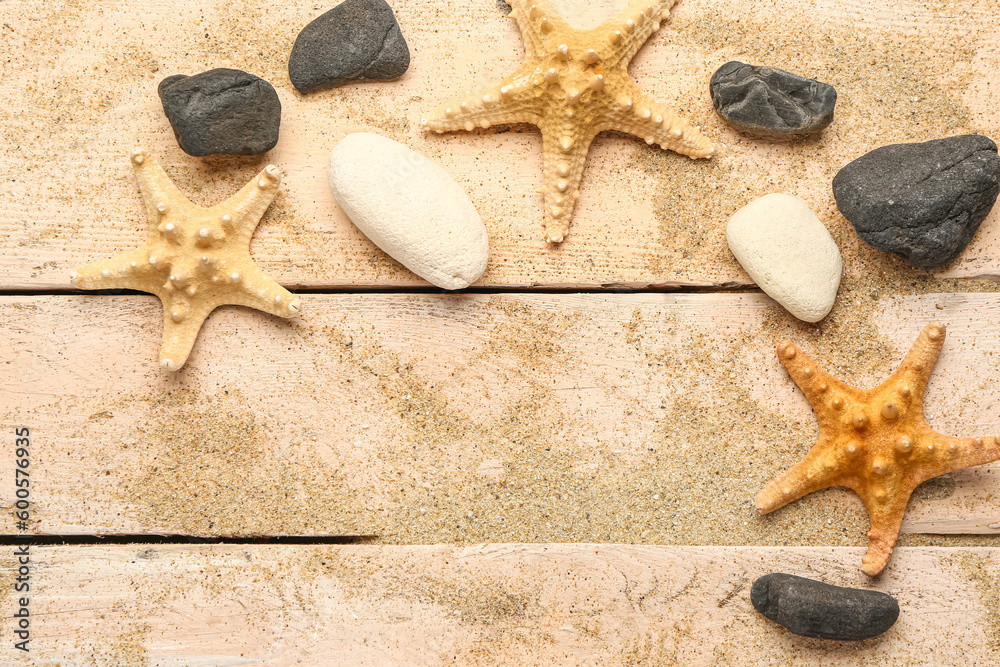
xmin=727 ymin=193 xmax=842 ymax=322
xmin=328 ymin=132 xmax=489 ymax=290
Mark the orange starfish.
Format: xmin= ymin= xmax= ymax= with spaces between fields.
xmin=756 ymin=322 xmax=1000 ymax=576
xmin=421 ymin=0 xmax=714 ymax=243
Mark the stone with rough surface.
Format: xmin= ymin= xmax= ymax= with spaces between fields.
xmin=710 ymin=61 xmax=836 ymax=141
xmin=833 ymin=135 xmax=1000 ymax=269
xmin=158 ymin=69 xmax=281 ymax=157
xmin=288 ymin=0 xmax=410 ymax=94
xmin=726 ymin=194 xmax=841 ymax=322
xmin=328 ymin=133 xmax=488 ymax=290
xmin=751 ymin=573 xmax=899 ymax=640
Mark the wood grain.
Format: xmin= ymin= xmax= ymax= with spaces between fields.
xmin=1 ymin=0 xmax=998 ymax=289
xmin=3 ymin=1 xmax=1000 ymax=661
xmin=2 ymin=291 xmax=998 ymax=542
xmin=0 ymin=544 xmax=997 ymax=665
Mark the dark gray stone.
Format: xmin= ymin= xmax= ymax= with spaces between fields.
xmin=710 ymin=61 xmax=837 ymax=141
xmin=288 ymin=0 xmax=410 ymax=95
xmin=158 ymin=69 xmax=281 ymax=157
xmin=833 ymin=135 xmax=1000 ymax=269
xmin=751 ymin=573 xmax=899 ymax=641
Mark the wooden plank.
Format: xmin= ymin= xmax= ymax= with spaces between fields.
xmin=901 ymin=462 xmax=1000 ymax=535
xmin=2 ymin=291 xmax=998 ymax=539
xmin=903 ymin=516 xmax=1000 ymax=534
xmin=2 ymin=0 xmax=998 ymax=289
xmin=0 ymin=544 xmax=998 ymax=665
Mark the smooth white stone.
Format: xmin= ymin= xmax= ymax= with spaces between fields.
xmin=727 ymin=193 xmax=842 ymax=322
xmin=328 ymin=132 xmax=489 ymax=290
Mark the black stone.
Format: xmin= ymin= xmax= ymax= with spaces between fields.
xmin=710 ymin=61 xmax=837 ymax=141
xmin=833 ymin=135 xmax=1000 ymax=269
xmin=158 ymin=69 xmax=281 ymax=157
xmin=288 ymin=0 xmax=410 ymax=95
xmin=751 ymin=573 xmax=899 ymax=641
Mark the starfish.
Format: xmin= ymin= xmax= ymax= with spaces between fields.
xmin=71 ymin=150 xmax=301 ymax=371
xmin=756 ymin=322 xmax=1000 ymax=576
xmin=421 ymin=0 xmax=714 ymax=243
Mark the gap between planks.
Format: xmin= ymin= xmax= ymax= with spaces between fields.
xmin=0 ymin=280 xmax=757 ymax=297
xmin=0 ymin=534 xmax=373 ymax=546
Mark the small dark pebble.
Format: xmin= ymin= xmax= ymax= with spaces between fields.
xmin=833 ymin=134 xmax=1000 ymax=269
xmin=496 ymin=0 xmax=512 ymax=14
xmin=710 ymin=61 xmax=837 ymax=141
xmin=751 ymin=573 xmax=899 ymax=641
xmin=158 ymin=68 xmax=281 ymax=157
xmin=288 ymin=0 xmax=410 ymax=95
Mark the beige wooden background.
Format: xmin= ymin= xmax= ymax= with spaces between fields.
xmin=2 ymin=0 xmax=1000 ymax=664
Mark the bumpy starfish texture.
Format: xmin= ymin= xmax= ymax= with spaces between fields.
xmin=756 ymin=322 xmax=1000 ymax=576
xmin=421 ymin=0 xmax=714 ymax=243
xmin=72 ymin=150 xmax=301 ymax=371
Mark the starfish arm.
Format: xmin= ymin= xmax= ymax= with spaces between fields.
xmin=909 ymin=432 xmax=1000 ymax=483
xmin=539 ymin=124 xmax=599 ymax=243
xmin=157 ymin=263 xmax=299 ymax=372
xmin=880 ymin=321 xmax=946 ymax=408
xmin=940 ymin=433 xmax=1000 ymax=473
xmin=71 ymin=248 xmax=161 ymax=293
xmin=775 ymin=340 xmax=854 ymax=429
xmin=129 ymin=149 xmax=196 ymax=223
xmin=603 ymin=83 xmax=714 ymax=158
xmin=857 ymin=487 xmax=912 ymax=576
xmin=599 ymin=0 xmax=678 ymax=67
xmin=159 ymin=299 xmax=214 ymax=372
xmin=228 ymin=263 xmax=302 ymax=319
xmin=754 ymin=439 xmax=844 ymax=513
xmin=211 ymin=165 xmax=283 ymax=242
xmin=422 ymin=73 xmax=544 ymax=133
xmin=508 ymin=0 xmax=573 ymax=58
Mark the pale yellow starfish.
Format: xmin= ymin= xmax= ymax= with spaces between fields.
xmin=421 ymin=0 xmax=715 ymax=243
xmin=72 ymin=150 xmax=301 ymax=371
xmin=756 ymin=322 xmax=1000 ymax=575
